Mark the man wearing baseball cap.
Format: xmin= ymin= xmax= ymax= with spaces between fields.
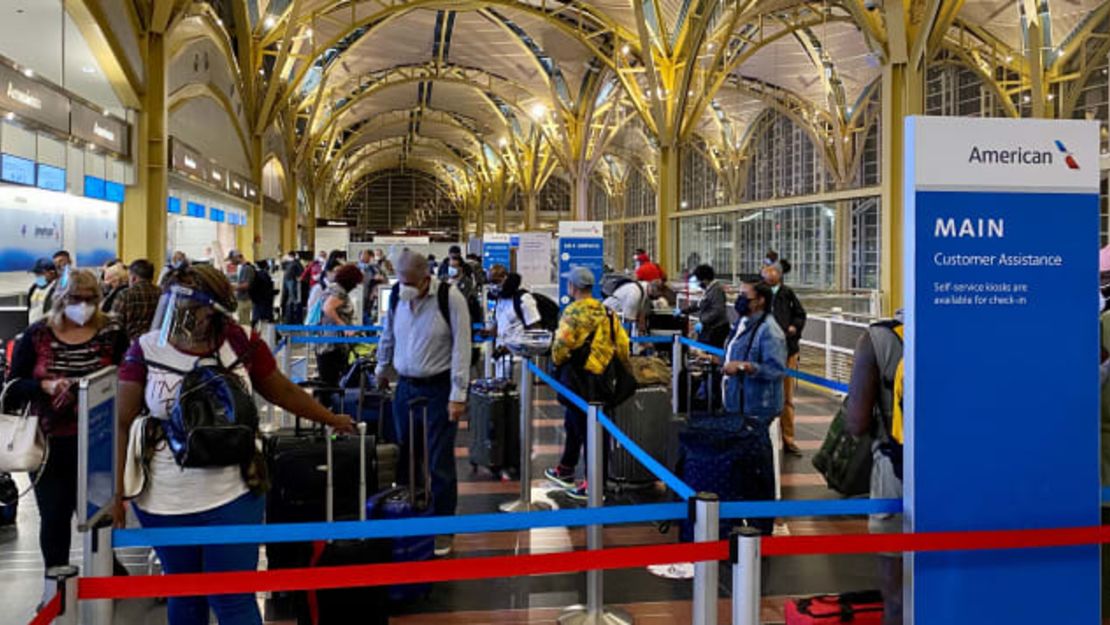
xmin=546 ymin=266 xmax=631 ymax=500
xmin=28 ymin=258 xmax=59 ymax=325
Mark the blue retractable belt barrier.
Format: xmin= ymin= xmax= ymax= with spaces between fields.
xmin=273 ymin=338 xmax=288 ymax=355
xmin=113 ymin=503 xmax=689 ymax=548
xmin=528 ymin=361 xmax=590 ymax=413
xmin=289 ymin=336 xmax=381 ymax=345
xmin=276 ymin=324 xmax=383 ymax=333
xmin=789 ymin=369 xmax=849 ymax=393
xmin=679 ymin=336 xmax=726 ymax=358
xmin=720 ymin=498 xmax=902 ymax=519
xmin=596 ymin=410 xmax=696 ymax=500
xmin=527 ymin=362 xmax=696 ymax=499
xmin=630 ymin=335 xmax=676 ymax=345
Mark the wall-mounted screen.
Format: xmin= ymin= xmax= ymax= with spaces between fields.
xmin=84 ymin=176 xmax=106 ymax=200
xmin=36 ymin=164 xmax=65 ymax=192
xmin=1 ymin=154 xmax=35 ymax=186
xmin=186 ymin=201 xmax=205 ymax=218
xmin=167 ymin=197 xmax=181 ymax=214
xmin=209 ymin=208 xmax=225 ymax=223
xmin=104 ymin=181 xmax=125 ymax=203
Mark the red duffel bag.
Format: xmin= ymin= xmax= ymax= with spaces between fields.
xmin=785 ymin=591 xmax=884 ymax=624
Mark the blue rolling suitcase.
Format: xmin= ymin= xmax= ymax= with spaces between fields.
xmin=678 ymin=415 xmax=775 ymax=540
xmin=367 ymin=397 xmax=435 ymax=604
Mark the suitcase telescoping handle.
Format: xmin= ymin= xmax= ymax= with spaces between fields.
xmin=325 ymin=421 xmax=369 ymax=524
xmin=407 ymin=397 xmax=431 ymax=509
xmin=355 ymin=357 xmax=390 ymax=440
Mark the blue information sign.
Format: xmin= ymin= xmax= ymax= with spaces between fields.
xmin=557 ymin=222 xmax=604 ymax=306
xmin=904 ymin=117 xmax=1100 ymax=624
xmin=483 ymin=233 xmax=512 ymax=273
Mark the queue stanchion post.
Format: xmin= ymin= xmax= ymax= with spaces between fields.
xmin=500 ymin=357 xmax=550 ymax=513
xmin=82 ymin=518 xmax=115 ymax=625
xmin=671 ymin=334 xmax=682 ymax=415
xmin=730 ymin=527 xmax=762 ymax=625
xmin=261 ymin=322 xmax=277 ymax=426
xmin=559 ymin=403 xmax=632 ymax=625
xmin=46 ymin=565 xmax=79 ymax=625
xmin=692 ymin=493 xmax=720 ymax=625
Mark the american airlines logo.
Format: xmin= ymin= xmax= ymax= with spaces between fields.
xmin=7 ymin=82 xmax=40 ymax=109
xmin=967 ymin=141 xmax=1080 ymax=170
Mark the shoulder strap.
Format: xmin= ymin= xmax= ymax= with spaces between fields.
xmin=512 ymin=292 xmax=526 ymax=323
xmin=437 ymin=281 xmax=453 ymax=330
xmin=388 ymin=282 xmax=400 ymax=317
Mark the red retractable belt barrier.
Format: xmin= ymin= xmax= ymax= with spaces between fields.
xmin=75 ymin=525 xmax=1110 ymax=602
xmin=27 ymin=594 xmax=61 ymax=625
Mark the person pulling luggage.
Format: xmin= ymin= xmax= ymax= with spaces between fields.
xmin=375 ymin=250 xmax=471 ymax=557
xmin=113 ymin=263 xmax=355 ymax=625
xmin=719 ymin=277 xmax=787 ymax=527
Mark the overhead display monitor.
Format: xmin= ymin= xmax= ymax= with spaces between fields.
xmin=104 ymin=181 xmax=125 ymax=203
xmin=1 ymin=154 xmax=35 ymax=186
xmin=36 ymin=164 xmax=65 ymax=192
xmin=209 ymin=208 xmax=225 ymax=223
xmin=185 ymin=201 xmax=205 ymax=218
xmin=84 ymin=176 xmax=106 ymax=200
xmin=167 ymin=196 xmax=181 ymax=214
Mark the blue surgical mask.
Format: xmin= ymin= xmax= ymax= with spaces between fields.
xmin=34 ymin=276 xmax=47 ymax=288
xmin=448 ymin=266 xmax=459 ymax=278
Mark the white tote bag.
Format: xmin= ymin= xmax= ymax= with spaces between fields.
xmin=0 ymin=379 xmax=48 ymax=474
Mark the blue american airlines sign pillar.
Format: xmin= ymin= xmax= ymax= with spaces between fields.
xmin=904 ymin=117 xmax=1100 ymax=624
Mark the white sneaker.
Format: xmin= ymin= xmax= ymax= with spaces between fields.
xmin=434 ymin=535 xmax=454 ymax=557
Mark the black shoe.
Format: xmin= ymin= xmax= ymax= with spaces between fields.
xmin=783 ymin=442 xmax=803 ymax=457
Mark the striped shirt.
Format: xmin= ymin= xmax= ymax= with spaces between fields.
xmin=8 ymin=319 xmax=128 ymax=436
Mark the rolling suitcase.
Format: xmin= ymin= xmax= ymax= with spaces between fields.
xmin=678 ymin=415 xmax=774 ymax=540
xmin=467 ymin=378 xmax=520 ymax=478
xmin=263 ymin=416 xmax=381 ymax=615
xmin=305 ymin=423 xmax=391 ymax=625
xmin=367 ymin=397 xmax=436 ymax=604
xmin=342 ymin=360 xmax=399 ymax=488
xmin=608 ymin=386 xmax=671 ymax=487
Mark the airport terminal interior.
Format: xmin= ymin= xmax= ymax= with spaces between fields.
xmin=0 ymin=0 xmax=1107 ymax=624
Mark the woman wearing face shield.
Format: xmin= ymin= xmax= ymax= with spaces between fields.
xmin=113 ymin=264 xmax=355 ymax=625
xmin=6 ymin=270 xmax=129 ymax=606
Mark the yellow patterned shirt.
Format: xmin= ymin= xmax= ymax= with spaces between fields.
xmin=551 ymin=298 xmax=630 ymax=375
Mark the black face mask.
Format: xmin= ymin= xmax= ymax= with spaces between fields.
xmin=734 ymin=294 xmax=751 ymax=317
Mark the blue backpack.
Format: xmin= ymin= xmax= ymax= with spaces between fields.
xmin=150 ymin=352 xmax=259 ymax=468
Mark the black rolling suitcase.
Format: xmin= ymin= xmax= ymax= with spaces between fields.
xmin=608 ymin=386 xmax=671 ymax=487
xmin=305 ymin=423 xmax=390 ymax=625
xmin=467 ymin=378 xmax=521 ymax=478
xmin=263 ymin=417 xmax=382 ymax=618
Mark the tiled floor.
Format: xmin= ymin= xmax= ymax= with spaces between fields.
xmin=2 ymin=383 xmax=875 ymax=625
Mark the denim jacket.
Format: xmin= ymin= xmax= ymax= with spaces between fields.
xmin=723 ymin=312 xmax=787 ymax=421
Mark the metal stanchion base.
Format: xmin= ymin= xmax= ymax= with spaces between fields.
xmin=557 ymin=606 xmax=634 ymax=625
xmin=499 ymin=498 xmax=552 ymax=513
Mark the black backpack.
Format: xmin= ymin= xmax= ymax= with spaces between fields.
xmin=512 ymin=291 xmax=560 ymax=332
xmin=600 ymin=273 xmax=634 ymax=298
xmin=150 ymin=352 xmax=259 ymax=468
xmin=249 ymin=268 xmax=274 ymax=304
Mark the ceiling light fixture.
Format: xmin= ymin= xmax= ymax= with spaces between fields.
xmin=530 ymin=103 xmax=547 ymax=120
xmin=498 ymin=137 xmax=508 ymax=147
xmin=263 ymin=15 xmax=276 ymax=30
xmin=621 ymin=44 xmax=631 ymax=56
xmin=22 ymin=68 xmax=33 ymax=78
xmin=81 ymin=65 xmax=96 ymax=74
xmin=305 ymin=28 xmax=313 ymax=38
xmin=4 ymin=112 xmax=13 ymax=121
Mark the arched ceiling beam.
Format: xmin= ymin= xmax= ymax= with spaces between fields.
xmin=304 ymin=63 xmax=528 ymax=147
xmin=168 ymin=82 xmax=253 ymax=170
xmin=67 ymin=0 xmax=145 ymax=108
xmin=679 ymin=8 xmax=854 ymax=142
xmin=168 ymin=9 xmax=247 ymax=105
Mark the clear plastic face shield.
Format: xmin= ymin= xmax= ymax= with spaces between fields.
xmin=153 ymin=285 xmax=233 ymax=347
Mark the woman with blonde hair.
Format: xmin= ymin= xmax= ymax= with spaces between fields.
xmin=7 ymin=269 xmax=128 ymax=606
xmin=101 ymin=261 xmax=130 ymax=313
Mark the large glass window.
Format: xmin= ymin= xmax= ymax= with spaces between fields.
xmin=850 ymin=197 xmax=881 ymax=290
xmin=744 ymin=112 xmax=830 ymax=202
xmin=680 ymin=142 xmax=721 ymax=211
xmin=624 ymin=221 xmax=656 ymax=262
xmin=677 ymin=214 xmax=734 ymax=280
xmin=626 ymin=167 xmax=656 ymax=217
xmin=734 ymin=203 xmax=836 ymax=289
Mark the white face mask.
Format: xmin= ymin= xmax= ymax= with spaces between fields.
xmin=398 ymin=284 xmax=421 ymax=302
xmin=687 ymin=277 xmax=703 ymax=293
xmin=64 ymin=302 xmax=96 ymax=326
